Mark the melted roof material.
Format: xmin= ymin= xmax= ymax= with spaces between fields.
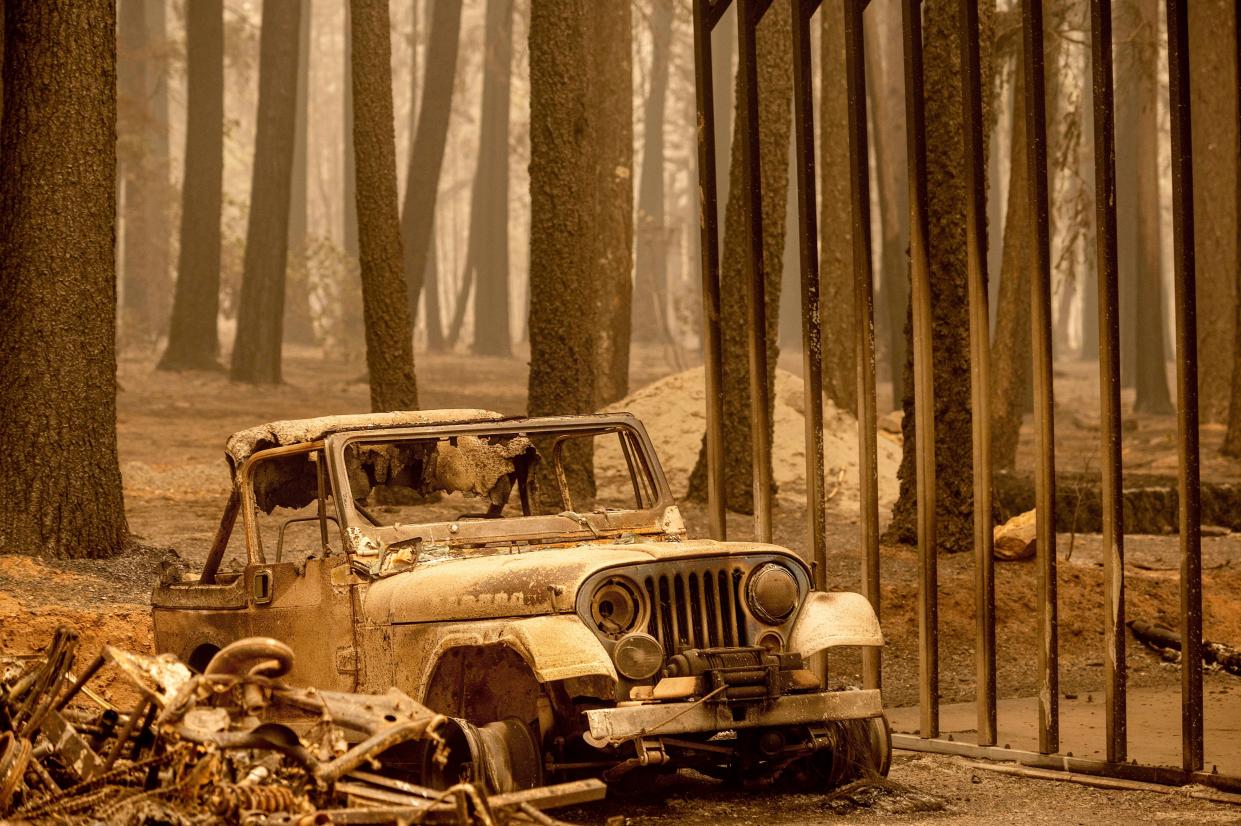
xmin=225 ymin=409 xmax=504 ymax=468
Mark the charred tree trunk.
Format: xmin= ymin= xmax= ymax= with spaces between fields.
xmin=229 ymin=0 xmax=302 ymax=384
xmin=866 ymin=0 xmax=909 ymax=411
xmin=1189 ymin=0 xmax=1239 ymax=423
xmin=686 ymin=2 xmax=794 ymax=511
xmin=159 ymin=0 xmax=224 ymax=371
xmin=528 ymin=0 xmax=598 ymax=498
xmin=632 ymin=0 xmax=674 ymax=346
xmin=285 ymin=0 xmax=316 ymax=347
xmin=1225 ymin=7 xmax=1241 ymax=457
xmin=0 ymin=0 xmax=128 ymax=558
xmin=118 ymin=0 xmax=172 ymax=349
xmin=470 ymin=0 xmax=514 ymax=357
xmin=887 ymin=0 xmax=992 ymax=552
xmin=1132 ymin=0 xmax=1172 ymax=414
xmin=589 ymin=1 xmax=634 ymax=406
xmin=1113 ymin=0 xmax=1173 ymax=414
xmin=401 ymin=0 xmax=462 ymax=339
xmin=343 ymin=14 xmax=358 ymax=259
xmin=820 ymin=1 xmax=855 ymax=412
xmin=351 ymin=0 xmax=418 ymax=411
xmin=990 ymin=52 xmax=1032 ymax=470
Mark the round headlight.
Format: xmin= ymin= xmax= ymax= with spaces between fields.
xmin=589 ymin=577 xmax=644 ymax=637
xmin=613 ymin=633 xmax=664 ymax=681
xmin=747 ymin=563 xmax=799 ymax=624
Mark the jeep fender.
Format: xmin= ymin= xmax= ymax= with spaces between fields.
xmin=500 ymin=615 xmax=617 ymax=683
xmin=788 ymin=591 xmax=883 ymax=656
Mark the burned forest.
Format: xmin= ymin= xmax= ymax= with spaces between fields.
xmin=1 ymin=0 xmax=1241 ymax=823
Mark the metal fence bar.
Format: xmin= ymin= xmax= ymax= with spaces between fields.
xmin=1020 ymin=0 xmax=1059 ymax=755
xmin=900 ymin=0 xmax=938 ymax=739
xmin=1163 ymin=0 xmax=1203 ymax=775
xmin=958 ymin=0 xmax=996 ymax=748
xmin=789 ymin=0 xmax=828 ymax=590
xmin=842 ymin=0 xmax=882 ymax=692
xmin=1088 ymin=0 xmax=1126 ymax=766
xmin=690 ymin=0 xmax=728 ymax=542
xmin=736 ymin=0 xmax=775 ymax=545
xmin=892 ymin=736 xmax=1241 ymax=795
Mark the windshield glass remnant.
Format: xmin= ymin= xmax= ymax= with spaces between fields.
xmin=340 ymin=426 xmax=660 ymax=536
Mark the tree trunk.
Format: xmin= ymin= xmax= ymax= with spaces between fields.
xmin=1078 ymin=77 xmax=1099 ymax=361
xmin=713 ymin=3 xmax=735 ymax=229
xmin=686 ymin=2 xmax=794 ymax=511
xmin=401 ymin=0 xmax=462 ymax=336
xmin=285 ymin=0 xmax=316 ymax=347
xmin=632 ymin=0 xmax=674 ymax=346
xmin=159 ymin=0 xmax=224 ymax=371
xmin=1111 ymin=0 xmax=1172 ymax=413
xmin=987 ymin=64 xmax=1008 ymax=331
xmin=1189 ymin=0 xmax=1239 ymax=423
xmin=343 ymin=13 xmax=358 ymax=259
xmin=471 ymin=0 xmax=514 ymax=357
xmin=0 ymin=0 xmax=128 ymax=558
xmin=589 ymin=1 xmax=633 ymax=407
xmin=424 ymin=215 xmax=445 ymax=350
xmin=528 ymin=0 xmax=598 ymax=499
xmin=1131 ymin=0 xmax=1172 ymax=414
xmin=887 ymin=0 xmax=992 ymax=552
xmin=866 ymin=0 xmax=909 ymax=411
xmin=989 ymin=51 xmax=1032 ymax=470
xmin=1224 ymin=7 xmax=1241 ymax=457
xmin=229 ymin=0 xmax=302 ymax=384
xmin=818 ymin=0 xmax=855 ymax=412
xmin=118 ymin=0 xmax=172 ymax=349
xmin=351 ymin=0 xmax=418 ymax=412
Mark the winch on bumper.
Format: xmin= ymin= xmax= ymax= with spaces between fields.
xmin=583 ymin=646 xmax=883 ymax=745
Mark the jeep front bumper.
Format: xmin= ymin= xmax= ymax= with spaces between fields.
xmin=583 ymin=688 xmax=883 ymax=745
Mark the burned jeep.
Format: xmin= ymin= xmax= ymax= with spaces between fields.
xmin=152 ymin=410 xmax=889 ymax=791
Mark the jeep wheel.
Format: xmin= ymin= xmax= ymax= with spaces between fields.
xmin=782 ymin=715 xmax=892 ymax=790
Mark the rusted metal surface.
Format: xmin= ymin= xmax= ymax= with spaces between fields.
xmin=2 ymin=629 xmax=606 ymax=824
xmin=584 ymin=688 xmax=883 ymax=742
xmin=789 ymin=0 xmax=828 ymax=592
xmin=958 ymin=0 xmax=997 ymax=749
xmin=1088 ymin=0 xmax=1126 ymax=766
xmin=900 ymin=0 xmax=938 ymax=740
xmin=842 ymin=0 xmax=882 ymax=694
xmin=1020 ymin=0 xmax=1059 ymax=756
xmin=736 ymin=0 xmax=775 ymax=544
xmin=1164 ymin=0 xmax=1204 ymax=774
xmin=893 ymin=735 xmax=1241 ymax=796
xmin=149 ymin=409 xmax=890 ymax=799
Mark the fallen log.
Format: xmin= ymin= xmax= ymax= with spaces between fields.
xmin=1127 ymin=619 xmax=1241 ymax=676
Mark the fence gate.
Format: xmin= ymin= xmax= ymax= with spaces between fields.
xmin=691 ymin=0 xmax=1239 ymax=793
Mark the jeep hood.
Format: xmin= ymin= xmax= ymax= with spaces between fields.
xmin=360 ymin=540 xmax=807 ymax=624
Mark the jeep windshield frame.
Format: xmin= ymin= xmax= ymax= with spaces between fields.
xmin=323 ymin=413 xmax=676 ymax=557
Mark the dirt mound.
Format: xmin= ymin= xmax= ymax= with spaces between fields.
xmin=600 ymin=367 xmax=901 ymax=520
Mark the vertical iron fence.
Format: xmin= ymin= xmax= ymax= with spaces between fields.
xmin=691 ymin=0 xmax=1234 ymax=792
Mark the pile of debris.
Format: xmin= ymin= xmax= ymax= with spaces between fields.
xmin=0 ymin=627 xmax=603 ymax=824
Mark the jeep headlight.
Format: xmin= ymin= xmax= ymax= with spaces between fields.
xmin=746 ymin=563 xmax=799 ymax=624
xmin=589 ymin=576 xmax=645 ymax=638
xmin=613 ymin=632 xmax=664 ymax=681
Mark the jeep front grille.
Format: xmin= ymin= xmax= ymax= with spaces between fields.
xmin=642 ymin=566 xmax=747 ymax=653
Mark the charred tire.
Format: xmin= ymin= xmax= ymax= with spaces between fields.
xmin=788 ymin=714 xmax=892 ymax=789
xmin=422 ymin=717 xmax=543 ymax=793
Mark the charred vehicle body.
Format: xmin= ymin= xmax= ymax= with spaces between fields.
xmin=152 ymin=410 xmax=890 ymax=791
